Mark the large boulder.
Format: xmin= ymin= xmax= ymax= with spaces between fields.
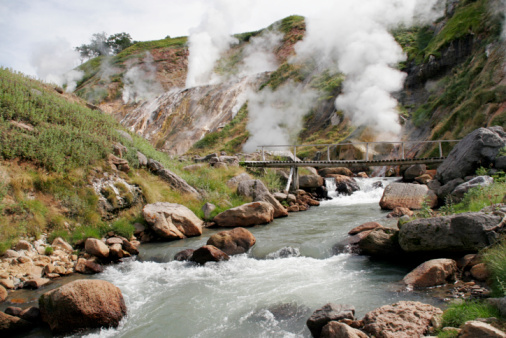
xmin=143 ymin=202 xmax=203 ymax=240
xmin=84 ymin=238 xmax=110 ymax=259
xmin=190 ymin=245 xmax=230 ymax=265
xmin=403 ymin=258 xmax=458 ymax=288
xmin=436 ymin=126 xmax=506 ymax=184
xmin=459 ymin=320 xmax=506 ymax=338
xmin=379 ymin=183 xmax=437 ymax=210
xmin=399 ymin=212 xmax=503 ymax=253
xmin=318 ymin=167 xmax=353 ymax=177
xmin=39 ymin=279 xmax=127 ymax=334
xmin=237 ymin=180 xmax=288 ymax=218
xmin=226 ymin=173 xmax=253 ymax=189
xmin=349 ymin=222 xmax=383 ymax=235
xmin=320 ymin=322 xmax=367 ymax=338
xmin=403 ymin=164 xmax=426 ymax=182
xmin=362 ymin=301 xmax=442 ymax=338
xmin=207 ymin=227 xmax=256 ymax=255
xmin=307 ymin=303 xmax=355 ymax=338
xmin=437 ymin=178 xmax=465 ymax=200
xmin=299 ymin=175 xmax=324 ymax=189
xmin=213 ymin=202 xmax=274 ymax=227
xmin=0 ymin=311 xmax=33 ymax=335
xmin=357 ymin=228 xmax=402 ymax=257
xmin=329 ymin=175 xmax=360 ymax=195
xmin=451 ymin=175 xmax=493 ymax=201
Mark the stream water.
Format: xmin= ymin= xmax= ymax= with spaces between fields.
xmin=13 ymin=178 xmax=444 ymax=337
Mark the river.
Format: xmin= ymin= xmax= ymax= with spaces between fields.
xmin=13 ymin=178 xmax=443 ymax=337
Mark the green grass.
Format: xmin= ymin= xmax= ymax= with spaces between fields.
xmin=441 ymin=300 xmax=500 ymax=328
xmin=484 ymin=239 xmax=506 ymax=297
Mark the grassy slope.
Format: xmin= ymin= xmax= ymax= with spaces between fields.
xmin=0 ymin=68 xmax=252 ymax=253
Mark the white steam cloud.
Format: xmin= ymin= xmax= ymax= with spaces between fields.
xmin=293 ymin=0 xmax=444 ymax=136
xmin=30 ymin=38 xmax=83 ymax=92
xmin=243 ymin=82 xmax=317 ymax=152
xmin=122 ymin=52 xmax=163 ymax=103
xmin=238 ymin=30 xmax=283 ymax=77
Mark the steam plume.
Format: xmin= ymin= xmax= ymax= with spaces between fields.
xmin=243 ymin=82 xmax=317 ymax=152
xmin=30 ymin=38 xmax=83 ymax=92
xmin=238 ymin=30 xmax=283 ymax=77
xmin=293 ymin=0 xmax=444 ymax=136
xmin=122 ymin=52 xmax=163 ymax=103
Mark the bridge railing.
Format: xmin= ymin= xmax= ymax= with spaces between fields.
xmin=258 ymin=140 xmax=461 ymax=162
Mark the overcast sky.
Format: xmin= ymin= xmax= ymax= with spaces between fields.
xmin=0 ymin=0 xmax=333 ymax=77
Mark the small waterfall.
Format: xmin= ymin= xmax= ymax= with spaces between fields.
xmin=323 ymin=177 xmax=396 ymax=206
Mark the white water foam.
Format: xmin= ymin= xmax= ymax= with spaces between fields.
xmin=323 ymin=177 xmax=397 ymax=206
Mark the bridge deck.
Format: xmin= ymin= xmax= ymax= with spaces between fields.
xmin=242 ymin=157 xmax=447 ymax=168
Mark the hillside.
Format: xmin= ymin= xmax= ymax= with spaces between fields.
xmin=0 ymin=67 xmax=256 ymax=253
xmin=73 ymin=1 xmax=506 ymax=161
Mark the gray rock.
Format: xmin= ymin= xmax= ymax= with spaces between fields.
xmin=237 ymin=180 xmax=288 ymax=218
xmin=202 ymin=202 xmax=216 ymax=219
xmin=399 ymin=212 xmax=503 ymax=253
xmin=116 ymin=130 xmax=133 ymax=143
xmin=147 ymin=159 xmax=164 ymax=172
xmin=306 ymin=303 xmax=355 ymax=338
xmin=380 ymin=183 xmax=437 ymax=210
xmin=157 ymin=168 xmax=200 ymax=198
xmin=451 ymin=176 xmax=493 ymax=201
xmin=226 ymin=173 xmax=253 ymax=189
xmin=174 ymin=249 xmax=195 ymax=261
xmin=320 ymin=322 xmax=368 ymax=338
xmin=137 ymin=152 xmax=148 ymax=167
xmin=143 ymin=202 xmax=203 ymax=240
xmin=194 ymin=153 xmax=218 ymax=163
xmin=459 ymin=320 xmax=506 ymax=338
xmin=436 ymin=127 xmax=506 ymax=184
xmin=273 ymin=192 xmax=288 ymax=201
xmin=495 ymin=156 xmax=506 ymax=170
xmin=358 ymin=228 xmax=403 ymax=257
xmin=404 ymin=164 xmax=426 ymax=182
xmin=190 ymin=245 xmax=230 ymax=265
xmin=437 ymin=178 xmax=465 ymax=200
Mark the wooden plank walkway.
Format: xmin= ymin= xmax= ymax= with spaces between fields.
xmin=242 ymin=157 xmax=447 ymax=168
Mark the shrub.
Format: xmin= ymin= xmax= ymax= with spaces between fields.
xmin=483 ymin=239 xmax=506 ymax=297
xmin=441 ymin=300 xmax=500 ymax=328
xmin=44 ymin=246 xmax=54 ymax=255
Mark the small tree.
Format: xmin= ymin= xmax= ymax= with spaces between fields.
xmin=76 ymin=32 xmax=133 ymax=62
xmin=106 ymin=32 xmax=133 ymax=55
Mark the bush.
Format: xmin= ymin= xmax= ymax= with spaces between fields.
xmin=44 ymin=246 xmax=54 ymax=255
xmin=441 ymin=300 xmax=500 ymax=328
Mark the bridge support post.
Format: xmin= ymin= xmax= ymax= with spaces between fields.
xmin=290 ymin=166 xmax=299 ymax=192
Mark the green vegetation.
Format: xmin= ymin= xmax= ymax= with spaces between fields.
xmin=260 ymin=63 xmax=306 ymax=90
xmin=44 ymin=246 xmax=54 ymax=255
xmin=484 ymin=239 xmax=506 ymax=297
xmin=440 ymin=300 xmax=500 ymax=328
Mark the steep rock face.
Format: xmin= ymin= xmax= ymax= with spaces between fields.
xmin=120 ymin=75 xmax=266 ymax=155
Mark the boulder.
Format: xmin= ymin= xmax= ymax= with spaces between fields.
xmin=318 ymin=167 xmax=353 ymax=177
xmin=357 ymin=172 xmax=369 ymax=178
xmin=174 ymin=249 xmax=195 ymax=261
xmin=0 ymin=311 xmax=33 ymax=335
xmin=451 ymin=176 xmax=494 ymax=201
xmin=143 ymin=202 xmax=203 ymax=240
xmin=299 ymin=175 xmax=324 ymax=189
xmin=207 ymin=227 xmax=256 ymax=255
xmin=121 ymin=239 xmax=139 ymax=255
xmin=387 ymin=207 xmax=414 ymax=218
xmin=24 ymin=278 xmax=50 ymax=289
xmin=273 ymin=192 xmax=288 ymax=202
xmin=470 ymin=263 xmax=489 ymax=281
xmin=39 ymin=279 xmax=127 ymax=334
xmin=0 ymin=285 xmax=7 ymax=302
xmin=109 ymin=244 xmax=124 ymax=259
xmin=415 ymin=174 xmax=433 ymax=185
xmin=459 ymin=320 xmax=506 ymax=338
xmin=226 ymin=173 xmax=253 ymax=189
xmin=220 ymin=156 xmax=239 ymax=166
xmin=194 ymin=153 xmax=218 ymax=163
xmin=3 ymin=249 xmax=20 ymax=258
xmin=307 ymin=303 xmax=355 ymax=338
xmin=403 ymin=164 xmax=426 ymax=182
xmin=348 ymin=222 xmax=382 ymax=235
xmin=237 ymin=180 xmax=288 ymax=218
xmin=330 ymin=175 xmax=360 ymax=195
xmin=379 ymin=183 xmax=437 ymax=210
xmin=437 ymin=178 xmax=465 ymax=200
xmin=157 ymin=168 xmax=200 ymax=198
xmin=362 ymin=301 xmax=442 ymax=338
xmin=5 ymin=307 xmax=22 ymax=316
xmin=399 ymin=212 xmax=503 ymax=253
xmin=190 ymin=245 xmax=230 ymax=265
xmin=202 ymin=202 xmax=216 ymax=220
xmin=358 ymin=228 xmax=402 ymax=257
xmin=213 ymin=162 xmax=228 ymax=170
xmin=320 ymin=322 xmax=368 ymax=338
xmin=51 ymin=237 xmax=73 ymax=252
xmin=108 ymin=154 xmax=130 ymax=173
xmin=19 ymin=306 xmax=41 ymax=322
xmin=137 ymin=151 xmax=148 ymax=167
xmin=75 ymin=258 xmax=104 ymax=274
xmin=84 ymin=238 xmax=110 ymax=259
xmin=147 ymin=159 xmax=164 ymax=172
xmin=334 ymin=230 xmax=374 ymax=254
xmin=495 ymin=156 xmax=506 ymax=170
xmin=213 ymin=201 xmax=274 ymax=227
xmin=403 ymin=258 xmax=458 ymax=288
xmin=436 ymin=127 xmax=506 ymax=184
xmin=15 ymin=240 xmax=32 ymax=251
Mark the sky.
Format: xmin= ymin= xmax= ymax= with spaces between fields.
xmin=0 ymin=0 xmax=333 ymax=77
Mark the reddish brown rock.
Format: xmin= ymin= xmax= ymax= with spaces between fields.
xmin=0 ymin=285 xmax=7 ymax=302
xmin=39 ymin=279 xmax=127 ymax=334
xmin=51 ymin=237 xmax=73 ymax=252
xmin=0 ymin=311 xmax=33 ymax=335
xmin=5 ymin=307 xmax=22 ymax=316
xmin=207 ymin=227 xmax=256 ymax=255
xmin=174 ymin=249 xmax=195 ymax=261
xmin=122 ymin=239 xmax=139 ymax=255
xmin=143 ymin=202 xmax=203 ymax=240
xmin=415 ymin=174 xmax=433 ymax=185
xmin=24 ymin=278 xmax=50 ymax=289
xmin=190 ymin=245 xmax=230 ymax=265
xmin=349 ymin=222 xmax=382 ymax=235
xmin=362 ymin=301 xmax=442 ymax=338
xmin=459 ymin=320 xmax=506 ymax=338
xmin=403 ymin=259 xmax=458 ymax=288
xmin=85 ymin=238 xmax=110 ymax=259
xmin=75 ymin=258 xmax=104 ymax=274
xmin=19 ymin=306 xmax=41 ymax=322
xmin=387 ymin=207 xmax=414 ymax=218
xmin=470 ymin=263 xmax=490 ymax=281
xmin=213 ymin=202 xmax=274 ymax=227
xmin=288 ymin=205 xmax=300 ymax=212
xmin=379 ymin=183 xmax=437 ymax=210
xmin=321 ymin=321 xmax=368 ymax=338
xmin=356 ymin=172 xmax=369 ymax=178
xmin=318 ymin=167 xmax=353 ymax=177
